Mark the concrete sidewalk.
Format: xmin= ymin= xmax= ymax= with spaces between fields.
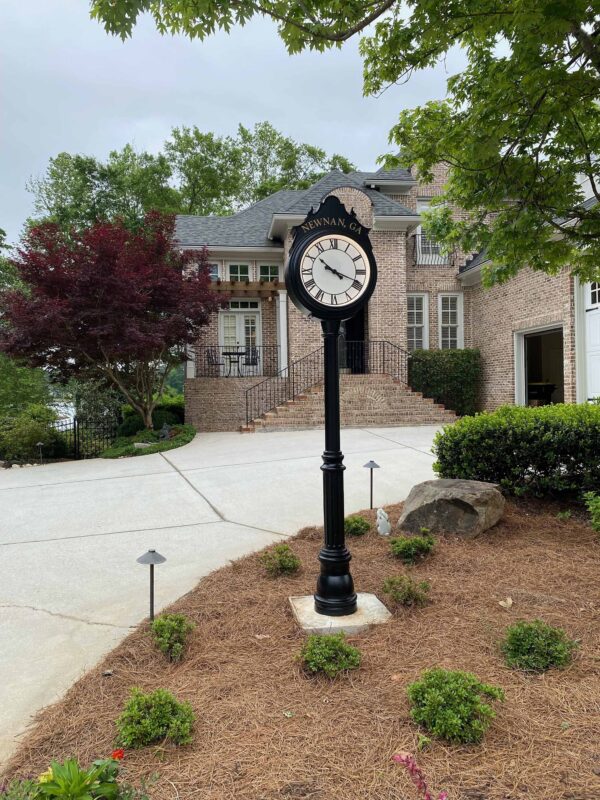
xmin=0 ymin=425 xmax=440 ymax=766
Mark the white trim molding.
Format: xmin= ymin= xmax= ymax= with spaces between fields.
xmin=437 ymin=292 xmax=464 ymax=349
xmin=513 ymin=322 xmax=564 ymax=406
xmin=276 ymin=290 xmax=289 ymax=373
xmin=407 ymin=292 xmax=429 ymax=351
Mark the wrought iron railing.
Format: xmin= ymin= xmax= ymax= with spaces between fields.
xmin=195 ymin=345 xmax=280 ymax=378
xmin=245 ymin=339 xmax=409 ymax=425
xmin=411 ymin=234 xmax=455 ymax=266
xmin=52 ymin=416 xmax=119 ymax=459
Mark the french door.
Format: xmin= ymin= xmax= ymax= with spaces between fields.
xmin=585 ymin=282 xmax=600 ymax=400
xmin=218 ymin=305 xmax=262 ymax=376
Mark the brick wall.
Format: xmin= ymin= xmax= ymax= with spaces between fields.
xmin=407 ymin=265 xmax=463 ymax=350
xmin=185 ymin=376 xmax=289 ymax=431
xmin=464 ymin=267 xmax=575 ymax=408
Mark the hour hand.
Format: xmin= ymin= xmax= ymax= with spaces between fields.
xmin=320 ymin=258 xmax=344 ymax=279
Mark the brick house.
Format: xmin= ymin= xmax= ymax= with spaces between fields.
xmin=178 ymin=165 xmax=600 ymax=431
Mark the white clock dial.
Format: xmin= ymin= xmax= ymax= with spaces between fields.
xmin=299 ymin=234 xmax=370 ymax=307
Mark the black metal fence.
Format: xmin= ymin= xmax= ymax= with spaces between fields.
xmin=245 ymin=339 xmax=409 ymax=425
xmin=52 ymin=416 xmax=119 ymax=459
xmin=195 ymin=345 xmax=280 ymax=378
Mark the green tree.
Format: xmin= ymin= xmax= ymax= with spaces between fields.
xmin=91 ymin=0 xmax=600 ymax=284
xmin=28 ymin=146 xmax=182 ymax=230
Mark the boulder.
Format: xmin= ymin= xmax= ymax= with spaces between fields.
xmin=397 ymin=479 xmax=505 ymax=539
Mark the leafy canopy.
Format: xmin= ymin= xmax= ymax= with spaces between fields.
xmin=91 ymin=0 xmax=600 ymax=283
xmin=0 ymin=213 xmax=222 ymax=427
xmin=30 ymin=122 xmax=354 ymax=229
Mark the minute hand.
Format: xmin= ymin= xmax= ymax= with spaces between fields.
xmin=320 ymin=258 xmax=353 ymax=281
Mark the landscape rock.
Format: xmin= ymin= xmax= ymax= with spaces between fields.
xmin=397 ymin=479 xmax=505 ymax=539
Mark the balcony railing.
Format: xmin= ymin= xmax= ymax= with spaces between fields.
xmin=411 ymin=234 xmax=455 ymax=266
xmin=194 ymin=345 xmax=280 ymax=378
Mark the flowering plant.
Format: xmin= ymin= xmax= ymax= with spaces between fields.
xmin=393 ymin=753 xmax=448 ymax=800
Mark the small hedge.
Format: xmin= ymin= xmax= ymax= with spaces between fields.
xmin=584 ymin=491 xmax=600 ymax=532
xmin=299 ymin=633 xmax=361 ymax=678
xmin=501 ymin=619 xmax=577 ymax=672
xmin=344 ymin=515 xmax=370 ymax=536
xmin=101 ymin=424 xmax=195 ymax=458
xmin=382 ymin=575 xmax=430 ymax=607
xmin=260 ymin=543 xmax=301 ymax=576
xmin=409 ymin=349 xmax=481 ymax=416
xmin=116 ymin=687 xmax=195 ymax=748
xmin=390 ymin=532 xmax=435 ymax=564
xmin=117 ymin=396 xmax=185 ymax=437
xmin=433 ymin=403 xmax=600 ymax=495
xmin=407 ymin=668 xmax=504 ymax=744
xmin=151 ymin=613 xmax=195 ymax=662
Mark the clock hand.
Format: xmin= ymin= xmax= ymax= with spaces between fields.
xmin=319 ymin=257 xmax=352 ymax=281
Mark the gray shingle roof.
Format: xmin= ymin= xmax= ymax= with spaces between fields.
xmin=352 ymin=165 xmax=415 ymax=183
xmin=175 ymin=170 xmax=416 ymax=249
xmin=175 ymin=189 xmax=302 ymax=248
xmin=459 ymin=250 xmax=489 ymax=274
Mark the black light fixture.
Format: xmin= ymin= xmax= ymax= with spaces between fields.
xmin=136 ymin=549 xmax=166 ymax=620
xmin=36 ymin=441 xmax=44 ymax=465
xmin=363 ymin=460 xmax=380 ymax=509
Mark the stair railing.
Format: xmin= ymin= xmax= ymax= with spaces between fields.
xmin=245 ymin=339 xmax=410 ymax=426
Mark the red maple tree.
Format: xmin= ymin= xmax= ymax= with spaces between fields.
xmin=0 ymin=212 xmax=223 ymax=428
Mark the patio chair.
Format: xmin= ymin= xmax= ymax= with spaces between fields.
xmin=242 ymin=346 xmax=260 ymax=375
xmin=206 ymin=347 xmax=225 ymax=374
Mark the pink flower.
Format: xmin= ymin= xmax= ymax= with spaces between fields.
xmin=392 ymin=752 xmax=448 ymax=800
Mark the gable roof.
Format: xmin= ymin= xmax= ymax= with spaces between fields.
xmin=175 ymin=169 xmax=417 ymax=250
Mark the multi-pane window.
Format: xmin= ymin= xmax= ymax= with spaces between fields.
xmin=407 ymin=294 xmax=428 ymax=351
xmin=207 ymin=263 xmax=219 ymax=281
xmin=259 ymin=264 xmax=279 ymax=281
xmin=439 ymin=295 xmax=462 ymax=349
xmin=229 ymin=300 xmax=259 ymax=310
xmin=228 ymin=264 xmax=249 ymax=281
xmin=591 ymin=282 xmax=599 ymax=306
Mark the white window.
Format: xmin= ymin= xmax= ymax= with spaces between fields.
xmin=207 ymin=263 xmax=219 ymax=281
xmin=415 ymin=200 xmax=442 ymax=264
xmin=407 ymin=294 xmax=429 ymax=351
xmin=590 ymin=282 xmax=599 ymax=307
xmin=438 ymin=294 xmax=464 ymax=349
xmin=259 ymin=264 xmax=280 ymax=281
xmin=228 ymin=264 xmax=249 ymax=281
xmin=229 ymin=300 xmax=259 ymax=310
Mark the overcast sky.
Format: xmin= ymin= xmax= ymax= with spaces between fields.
xmin=1 ymin=1 xmax=464 ymax=244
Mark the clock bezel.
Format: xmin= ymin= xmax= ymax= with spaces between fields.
xmin=286 ymin=224 xmax=377 ymax=321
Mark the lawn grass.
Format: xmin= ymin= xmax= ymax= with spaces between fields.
xmin=101 ymin=424 xmax=196 ymax=458
xmin=4 ymin=500 xmax=599 ymax=799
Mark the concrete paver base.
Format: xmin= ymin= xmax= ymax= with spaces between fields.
xmin=289 ymin=592 xmax=392 ymax=635
xmin=0 ymin=424 xmax=441 ymax=766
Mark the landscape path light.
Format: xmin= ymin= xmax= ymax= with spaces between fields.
xmin=136 ymin=549 xmax=166 ymax=621
xmin=36 ymin=441 xmax=44 ymax=465
xmin=363 ymin=460 xmax=380 ymax=509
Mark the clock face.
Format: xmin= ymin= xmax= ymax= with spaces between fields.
xmin=299 ymin=234 xmax=371 ymax=308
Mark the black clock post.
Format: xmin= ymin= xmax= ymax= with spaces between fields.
xmin=315 ymin=317 xmax=357 ymax=615
xmin=285 ymin=195 xmax=378 ymax=617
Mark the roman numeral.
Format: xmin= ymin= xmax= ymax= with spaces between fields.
xmin=305 ymin=278 xmax=316 ymax=290
xmin=345 ymin=291 xmax=353 ymax=302
xmin=352 ymin=279 xmax=362 ymax=291
xmin=302 ymin=266 xmax=313 ymax=275
xmin=315 ymin=242 xmax=325 ymax=253
xmin=315 ymin=289 xmax=324 ymax=302
xmin=329 ymin=239 xmax=338 ymax=249
xmin=356 ymin=268 xmax=366 ymax=275
xmin=344 ymin=243 xmax=350 ymax=252
xmin=331 ymin=294 xmax=338 ymax=305
xmin=352 ymin=255 xmax=363 ymax=263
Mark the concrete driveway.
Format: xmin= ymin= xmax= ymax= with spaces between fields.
xmin=0 ymin=424 xmax=441 ymax=765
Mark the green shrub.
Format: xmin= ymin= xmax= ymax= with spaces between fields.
xmin=390 ymin=533 xmax=435 ymax=564
xmin=344 ymin=515 xmax=370 ymax=536
xmin=0 ymin=404 xmax=68 ymax=462
xmin=299 ymin=633 xmax=361 ymax=678
xmin=433 ymin=403 xmax=600 ymax=495
xmin=382 ymin=575 xmax=430 ymax=607
xmin=151 ymin=613 xmax=195 ymax=662
xmin=260 ymin=543 xmax=301 ymax=576
xmin=0 ymin=779 xmax=39 ymax=800
xmin=408 ymin=348 xmax=482 ymax=416
xmin=116 ymin=687 xmax=195 ymax=748
xmin=501 ymin=619 xmax=577 ymax=672
xmin=407 ymin=668 xmax=504 ymax=744
xmin=101 ymin=424 xmax=195 ymax=458
xmin=584 ymin=491 xmax=600 ymax=532
xmin=117 ymin=397 xmax=185 ymax=436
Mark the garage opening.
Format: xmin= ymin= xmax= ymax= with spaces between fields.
xmin=524 ymin=328 xmax=564 ymax=405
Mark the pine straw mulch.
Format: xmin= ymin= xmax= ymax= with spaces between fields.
xmin=4 ymin=500 xmax=600 ymax=800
